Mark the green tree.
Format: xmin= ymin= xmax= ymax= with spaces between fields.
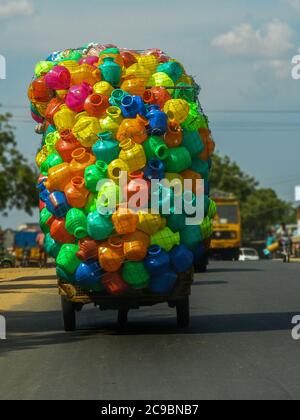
xmin=0 ymin=112 xmax=38 ymax=216
xmin=210 ymin=154 xmax=296 ymax=240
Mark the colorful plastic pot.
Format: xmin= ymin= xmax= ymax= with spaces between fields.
xmin=149 ymin=271 xmax=177 ymax=295
xmin=165 ymin=147 xmax=192 ymax=173
xmin=72 ymin=115 xmax=100 ymax=148
xmin=56 ymin=244 xmax=81 ymax=275
xmin=69 ymin=64 xmax=101 ymax=87
xmin=150 ymin=227 xmax=180 ymax=252
xmin=97 ymin=181 xmax=122 ymax=214
xmin=122 ymin=261 xmax=150 ymax=289
xmin=40 ymin=207 xmax=53 ymax=234
xmin=121 ymin=95 xmax=147 ymax=119
xmin=157 ymin=61 xmax=183 ymax=83
xmin=121 ymin=78 xmax=146 ymax=97
xmin=100 ymin=106 xmax=123 ymax=136
xmin=50 ymin=218 xmax=75 ymax=244
xmin=126 ymin=171 xmax=150 ymax=210
xmin=92 ymin=132 xmax=120 ymax=164
xmin=53 ymin=105 xmax=77 ymax=132
xmin=137 ymin=54 xmax=158 ymax=73
xmin=70 ymin=148 xmax=96 ymax=177
xmin=84 ymin=161 xmax=108 ymax=193
xmin=182 ymin=103 xmax=207 ymax=131
xmin=164 ymin=121 xmax=183 ymax=148
xmin=45 ymin=131 xmax=60 ymax=154
xmin=146 ymin=105 xmax=168 ymax=136
xmin=191 ymin=158 xmax=209 ymax=180
xmin=182 ymin=129 xmax=204 ymax=157
xmin=109 ymin=89 xmax=128 ymax=107
xmin=98 ymin=237 xmax=124 ymax=273
xmin=163 ymin=99 xmax=190 ymax=124
xmin=144 ymin=245 xmax=170 ymax=276
xmin=200 ymin=216 xmax=214 ymax=240
xmin=169 ymin=245 xmax=194 ymax=273
xmin=123 ymin=231 xmax=150 ymax=261
xmin=143 ymin=136 xmax=169 ymax=161
xmin=65 ymin=82 xmax=92 ymax=113
xmin=46 ymin=191 xmax=70 ymax=218
xmin=75 ymin=261 xmax=104 ymax=291
xmin=40 ymin=153 xmax=64 ymax=175
xmin=207 ymin=199 xmax=217 ymax=219
xmin=28 ymin=76 xmax=54 ymax=103
xmin=112 ymin=207 xmax=139 ymax=235
xmin=45 ymin=98 xmax=64 ymax=125
xmin=102 ymin=272 xmax=129 ymax=295
xmin=84 ymin=93 xmax=109 ymax=118
xmin=66 ymin=208 xmax=88 ymax=239
xmin=120 ymin=51 xmax=137 ymax=68
xmin=198 ymin=128 xmax=215 ymax=161
xmin=44 ymin=233 xmax=61 ymax=259
xmin=148 ymin=72 xmax=174 ymax=94
xmin=99 ymin=57 xmax=122 ymax=87
xmin=77 ymin=238 xmax=100 ymax=262
xmin=180 ymin=225 xmax=203 ymax=249
xmin=180 ymin=169 xmax=202 ymax=196
xmin=119 ymin=139 xmax=147 ymax=173
xmin=143 ymin=87 xmax=172 ymax=109
xmin=64 ymin=176 xmax=89 ymax=208
xmin=138 ymin=212 xmax=165 ymax=236
xmin=174 ymin=82 xmax=196 ymax=103
xmin=93 ymin=81 xmax=114 ymax=97
xmin=143 ymin=159 xmax=165 ymax=181
xmin=87 ymin=211 xmax=114 ymax=241
xmin=45 ymin=65 xmax=71 ymax=90
xmin=125 ymin=63 xmax=150 ymax=82
xmin=55 ymin=130 xmax=81 ymax=162
xmin=107 ymin=159 xmax=129 ymax=184
xmin=116 ymin=115 xmax=149 ymax=144
xmin=35 ymin=61 xmax=55 ymax=78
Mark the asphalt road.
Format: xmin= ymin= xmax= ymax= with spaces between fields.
xmin=0 ymin=261 xmax=300 ymax=400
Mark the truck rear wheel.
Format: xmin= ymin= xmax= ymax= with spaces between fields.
xmin=118 ymin=309 xmax=129 ymax=327
xmin=61 ymin=296 xmax=76 ymax=332
xmin=176 ymin=297 xmax=190 ymax=328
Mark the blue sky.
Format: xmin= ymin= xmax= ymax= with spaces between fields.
xmin=0 ymin=0 xmax=300 ymax=229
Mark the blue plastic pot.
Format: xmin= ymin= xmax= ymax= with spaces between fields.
xmin=144 ymin=245 xmax=170 ymax=276
xmin=149 ymin=271 xmax=177 ymax=295
xmin=121 ymin=95 xmax=147 ymax=118
xmin=143 ymin=159 xmax=165 ymax=181
xmin=146 ymin=105 xmax=168 ymax=136
xmin=169 ymin=245 xmax=194 ymax=273
xmin=75 ymin=261 xmax=105 ymax=290
xmin=46 ymin=191 xmax=70 ymax=218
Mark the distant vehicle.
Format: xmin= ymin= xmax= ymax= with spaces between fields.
xmin=210 ymin=192 xmax=242 ymax=261
xmin=239 ymin=248 xmax=260 ymax=262
xmin=0 ymin=249 xmax=15 ymax=268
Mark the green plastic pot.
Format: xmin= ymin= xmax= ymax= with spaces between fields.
xmin=182 ymin=129 xmax=204 ymax=157
xmin=143 ymin=136 xmax=169 ymax=161
xmin=66 ymin=208 xmax=88 ymax=239
xmin=44 ymin=233 xmax=61 ymax=259
xmin=40 ymin=207 xmax=53 ymax=234
xmin=165 ymin=147 xmax=192 ymax=173
xmin=122 ymin=261 xmax=150 ymax=289
xmin=84 ymin=161 xmax=108 ymax=193
xmin=40 ymin=153 xmax=64 ymax=174
xmin=56 ymin=244 xmax=81 ymax=276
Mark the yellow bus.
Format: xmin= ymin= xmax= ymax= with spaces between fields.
xmin=210 ymin=192 xmax=242 ymax=261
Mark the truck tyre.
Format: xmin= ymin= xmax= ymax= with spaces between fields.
xmin=176 ymin=297 xmax=190 ymax=328
xmin=118 ymin=309 xmax=129 ymax=327
xmin=61 ymin=296 xmax=76 ymax=332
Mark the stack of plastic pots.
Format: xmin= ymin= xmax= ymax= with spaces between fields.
xmin=30 ymin=43 xmax=216 ymax=295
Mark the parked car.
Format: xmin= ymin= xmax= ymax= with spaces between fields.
xmin=0 ymin=249 xmax=15 ymax=268
xmin=239 ymin=248 xmax=260 ymax=262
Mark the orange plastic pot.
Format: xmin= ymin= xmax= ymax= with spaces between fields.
xmin=55 ymin=130 xmax=81 ymax=163
xmin=84 ymin=93 xmax=109 ymax=118
xmin=50 ymin=219 xmax=75 ymax=244
xmin=112 ymin=206 xmax=139 ymax=235
xmin=121 ymin=78 xmax=146 ymax=97
xmin=102 ymin=272 xmax=129 ymax=295
xmin=28 ymin=76 xmax=54 ymax=103
xmin=164 ymin=120 xmax=183 ymax=148
xmin=123 ymin=231 xmax=150 ymax=261
xmin=180 ymin=169 xmax=203 ymax=196
xmin=77 ymin=238 xmax=101 ymax=261
xmin=64 ymin=176 xmax=90 ymax=208
xmin=116 ymin=115 xmax=149 ymax=144
xmin=44 ymin=163 xmax=72 ymax=192
xmin=143 ymin=87 xmax=172 ymax=109
xmin=70 ymin=148 xmax=96 ymax=177
xmin=98 ymin=237 xmax=125 ymax=273
xmin=120 ymin=51 xmax=137 ymax=68
xmin=198 ymin=128 xmax=215 ymax=161
xmin=45 ymin=98 xmax=64 ymax=125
